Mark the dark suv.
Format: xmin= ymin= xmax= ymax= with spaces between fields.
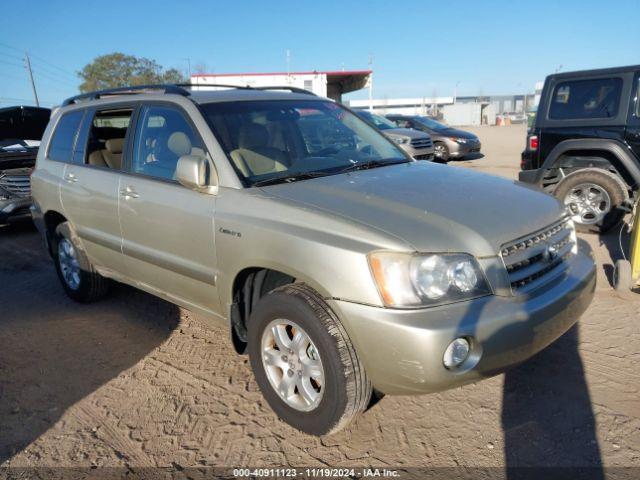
xmin=520 ymin=65 xmax=640 ymax=233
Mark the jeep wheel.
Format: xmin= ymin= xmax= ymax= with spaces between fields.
xmin=433 ymin=142 xmax=450 ymax=162
xmin=554 ymin=169 xmax=627 ymax=233
xmin=53 ymin=222 xmax=110 ymax=302
xmin=247 ymin=283 xmax=371 ymax=436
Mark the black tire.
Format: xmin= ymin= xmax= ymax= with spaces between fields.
xmin=53 ymin=222 xmax=110 ymax=302
xmin=247 ymin=283 xmax=371 ymax=436
xmin=553 ymin=168 xmax=628 ymax=234
xmin=613 ymin=259 xmax=633 ymax=293
xmin=433 ymin=142 xmax=450 ymax=162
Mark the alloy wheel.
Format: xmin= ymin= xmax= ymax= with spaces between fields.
xmin=261 ymin=319 xmax=325 ymax=412
xmin=58 ymin=238 xmax=81 ymax=290
xmin=564 ymin=183 xmax=611 ymax=225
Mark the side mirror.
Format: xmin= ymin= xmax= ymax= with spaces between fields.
xmin=176 ymin=155 xmax=211 ymax=191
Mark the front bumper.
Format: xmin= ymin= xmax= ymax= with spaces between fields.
xmin=0 ymin=196 xmax=32 ymax=224
xmin=401 ymin=144 xmax=435 ymax=160
xmin=449 ymin=140 xmax=482 ymax=158
xmin=328 ymin=249 xmax=596 ymax=395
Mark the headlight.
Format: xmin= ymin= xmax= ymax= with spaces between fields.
xmin=368 ymin=252 xmax=491 ymax=307
xmin=392 ymin=136 xmax=410 ymax=145
xmin=452 ymin=137 xmax=467 ymax=144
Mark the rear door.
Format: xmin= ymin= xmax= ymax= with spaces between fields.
xmin=60 ymin=105 xmax=135 ymax=273
xmin=625 ymin=73 xmax=640 ymax=160
xmin=117 ymin=103 xmax=219 ymax=314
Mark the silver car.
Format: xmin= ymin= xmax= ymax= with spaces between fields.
xmin=354 ymin=110 xmax=434 ymax=160
xmin=31 ymin=85 xmax=595 ymax=436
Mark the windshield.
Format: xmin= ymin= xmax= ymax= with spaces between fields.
xmin=201 ymin=100 xmax=408 ymax=186
xmin=415 ymin=117 xmax=448 ymax=131
xmin=355 ymin=110 xmax=398 ymax=131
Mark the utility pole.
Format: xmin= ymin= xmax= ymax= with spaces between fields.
xmin=368 ymin=53 xmax=373 ymax=112
xmin=24 ymin=52 xmax=39 ymax=107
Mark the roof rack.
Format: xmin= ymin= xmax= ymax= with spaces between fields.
xmin=62 ymin=83 xmax=316 ymax=106
xmin=62 ymin=84 xmax=194 ymax=106
xmin=251 ymin=86 xmax=316 ymax=96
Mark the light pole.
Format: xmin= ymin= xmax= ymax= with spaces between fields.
xmin=454 ymin=80 xmax=461 ymax=104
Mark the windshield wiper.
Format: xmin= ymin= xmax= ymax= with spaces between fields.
xmin=338 ymin=158 xmax=409 ymax=174
xmin=252 ymin=171 xmax=332 ymax=187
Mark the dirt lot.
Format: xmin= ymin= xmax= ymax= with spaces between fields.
xmin=1 ymin=125 xmax=638 ymax=473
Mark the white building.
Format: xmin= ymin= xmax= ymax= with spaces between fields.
xmin=191 ymin=70 xmax=372 ymax=102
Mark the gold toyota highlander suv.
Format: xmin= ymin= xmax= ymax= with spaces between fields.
xmin=31 ymin=84 xmax=596 ymax=436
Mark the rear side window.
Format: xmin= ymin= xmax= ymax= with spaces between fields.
xmin=48 ymin=111 xmax=83 ymax=162
xmin=549 ymin=78 xmax=622 ymax=120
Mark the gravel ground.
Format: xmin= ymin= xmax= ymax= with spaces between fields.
xmin=0 ymin=124 xmax=638 ymax=473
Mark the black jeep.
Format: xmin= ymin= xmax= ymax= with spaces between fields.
xmin=520 ymin=65 xmax=640 ymax=233
xmin=0 ymin=106 xmax=50 ymax=225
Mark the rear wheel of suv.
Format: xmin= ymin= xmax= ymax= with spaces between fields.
xmin=554 ymin=168 xmax=628 ymax=234
xmin=53 ymin=222 xmax=110 ymax=302
xmin=247 ymin=283 xmax=371 ymax=436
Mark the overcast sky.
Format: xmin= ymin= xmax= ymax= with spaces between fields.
xmin=2 ymin=0 xmax=639 ymax=107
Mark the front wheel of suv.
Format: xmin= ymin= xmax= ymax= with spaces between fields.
xmin=433 ymin=142 xmax=450 ymax=162
xmin=247 ymin=283 xmax=372 ymax=436
xmin=53 ymin=222 xmax=110 ymax=302
xmin=554 ymin=168 xmax=628 ymax=234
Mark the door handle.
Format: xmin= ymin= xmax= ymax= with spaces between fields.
xmin=120 ymin=186 xmax=139 ymax=199
xmin=64 ymin=173 xmax=78 ymax=183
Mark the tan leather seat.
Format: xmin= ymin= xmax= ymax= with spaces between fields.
xmin=230 ymin=124 xmax=289 ymax=177
xmin=88 ymin=138 xmax=124 ymax=169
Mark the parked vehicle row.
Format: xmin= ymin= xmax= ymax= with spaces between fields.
xmin=386 ymin=115 xmax=481 ymax=161
xmin=520 ymin=64 xmax=640 ymax=233
xmin=353 ymin=110 xmax=434 ymax=160
xmin=31 ymin=84 xmax=595 ymax=436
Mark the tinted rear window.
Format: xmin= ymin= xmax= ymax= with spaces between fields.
xmin=48 ymin=111 xmax=84 ymax=162
xmin=549 ymin=78 xmax=622 ymax=120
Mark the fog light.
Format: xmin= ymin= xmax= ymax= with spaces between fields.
xmin=443 ymin=338 xmax=470 ymax=369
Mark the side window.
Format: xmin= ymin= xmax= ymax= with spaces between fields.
xmin=47 ymin=111 xmax=84 ymax=162
xmin=131 ymin=105 xmax=204 ymax=181
xmin=85 ymin=108 xmax=134 ymax=170
xmin=549 ymin=78 xmax=622 ymax=120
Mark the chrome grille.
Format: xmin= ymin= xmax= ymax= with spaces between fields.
xmin=410 ymin=137 xmax=433 ymax=149
xmin=0 ymin=169 xmax=32 ymax=198
xmin=500 ymin=217 xmax=576 ymax=294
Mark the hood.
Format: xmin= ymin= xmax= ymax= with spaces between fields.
xmin=0 ymin=106 xmax=51 ymax=143
xmin=262 ymin=161 xmax=564 ymax=257
xmin=382 ymin=128 xmax=431 ymax=140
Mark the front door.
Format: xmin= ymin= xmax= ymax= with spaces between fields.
xmin=117 ymin=103 xmax=220 ymax=314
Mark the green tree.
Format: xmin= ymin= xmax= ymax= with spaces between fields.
xmin=78 ymin=52 xmax=186 ymax=92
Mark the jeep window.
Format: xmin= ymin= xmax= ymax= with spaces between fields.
xmin=85 ymin=109 xmax=133 ymax=170
xmin=549 ymin=78 xmax=622 ymax=120
xmin=131 ymin=105 xmax=205 ymax=182
xmin=47 ymin=111 xmax=84 ymax=163
xmin=201 ymin=100 xmax=406 ymax=186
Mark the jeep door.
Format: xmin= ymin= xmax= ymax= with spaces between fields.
xmin=625 ymin=73 xmax=640 ymax=159
xmin=117 ymin=103 xmax=220 ymax=315
xmin=59 ymin=106 xmax=133 ymax=274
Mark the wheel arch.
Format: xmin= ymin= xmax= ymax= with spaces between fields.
xmin=540 ymin=139 xmax=640 ymax=190
xmin=226 ymin=264 xmax=331 ymax=354
xmin=43 ymin=210 xmax=68 ymax=258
